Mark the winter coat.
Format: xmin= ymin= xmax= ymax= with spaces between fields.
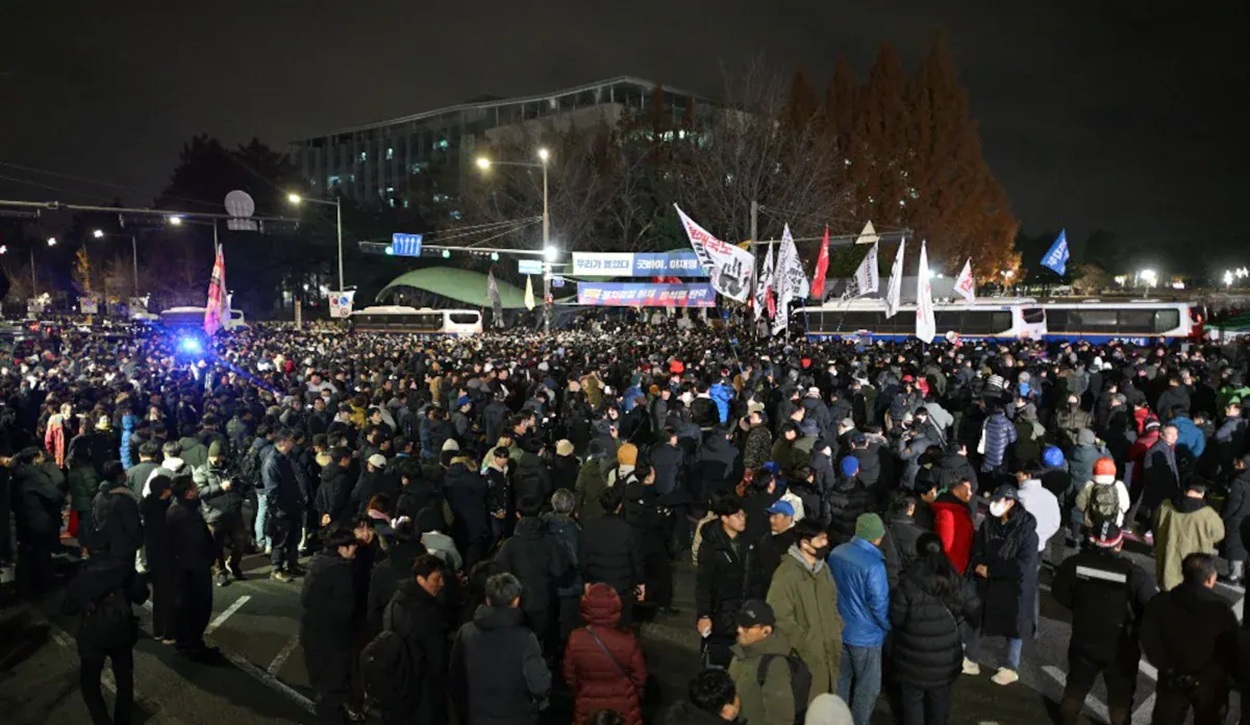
xmin=709 ymin=383 xmax=734 ymax=425
xmin=889 ymin=564 xmax=981 ymax=689
xmin=446 ymin=460 xmax=491 ymax=545
xmin=315 ymin=462 xmax=354 ymax=525
xmin=1016 ymin=479 xmax=1061 ymax=552
xmin=67 ymin=465 xmax=98 ymax=513
xmin=383 ymin=578 xmax=450 ymax=724
xmin=1052 ymin=547 xmax=1155 ymax=663
xmin=1170 ymin=414 xmax=1206 ymax=461
xmin=1154 ymin=495 xmax=1224 ymax=591
xmin=749 ymin=527 xmax=799 ymax=599
xmin=695 ymin=522 xmax=751 ymax=639
xmin=1012 ymin=418 xmax=1044 ymax=466
xmin=980 ymin=412 xmax=1017 ymax=471
xmin=1075 ymin=479 xmax=1131 ymax=528
xmin=495 ymin=516 xmax=570 ymax=623
xmin=1141 ymin=582 xmax=1238 ymax=685
xmin=119 ymin=414 xmax=137 ymax=470
xmin=92 ymin=484 xmax=143 ymax=561
xmin=1067 ymin=443 xmax=1108 ymax=494
xmin=931 ymin=453 xmax=978 ymax=497
xmin=969 ymin=505 xmax=1039 ymax=639
xmin=728 ymin=628 xmax=798 ymax=725
xmin=261 ymin=446 xmax=304 ymax=516
xmin=551 ymin=455 xmax=579 ymax=494
xmin=16 ymin=463 xmax=64 ymax=544
xmin=1222 ymin=469 xmax=1250 ymax=561
xmin=166 ymin=496 xmax=215 ymax=573
xmin=1141 ymin=439 xmax=1180 ymax=510
xmin=766 ymin=548 xmax=844 ymax=696
xmin=514 ymin=451 xmax=553 ymax=506
xmin=450 ymin=605 xmax=551 ymax=725
xmin=881 ymin=514 xmax=926 ymax=588
xmin=574 ymin=457 xmax=609 ymax=519
xmin=693 ymin=435 xmax=739 ymax=504
xmin=829 ymin=537 xmax=891 ymax=647
xmin=562 ymin=586 xmax=647 ymax=725
xmin=743 ymin=425 xmax=773 ymax=472
xmin=60 ymin=556 xmax=149 ymax=657
xmin=823 ymin=475 xmax=873 ymax=546
xmin=299 ymin=549 xmax=356 ymax=647
xmin=193 ymin=463 xmax=243 ymax=524
xmin=579 ymin=512 xmax=643 ymax=593
xmin=352 ymin=469 xmax=401 ymax=515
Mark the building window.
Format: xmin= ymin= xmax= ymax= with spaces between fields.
xmin=359 ymin=151 xmax=367 ymax=162
xmin=385 ymin=186 xmax=394 ymax=194
xmin=450 ymin=210 xmax=463 ymax=220
xmin=437 ymin=138 xmax=449 ymax=150
xmin=327 ymin=175 xmax=341 ymax=188
xmin=402 ymin=199 xmax=410 ymax=209
xmin=386 ymin=147 xmax=394 ymax=160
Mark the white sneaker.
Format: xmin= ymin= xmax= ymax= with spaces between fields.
xmin=991 ymin=667 xmax=1019 ymax=685
xmin=962 ymin=657 xmax=981 ymax=676
xmin=264 ymin=544 xmax=273 ymax=556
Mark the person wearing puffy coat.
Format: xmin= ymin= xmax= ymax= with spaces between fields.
xmin=563 ymin=584 xmax=648 ymax=725
xmin=979 ymin=407 xmax=1016 ymax=474
xmin=889 ymin=533 xmax=981 ymax=725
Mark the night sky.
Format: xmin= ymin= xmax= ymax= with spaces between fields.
xmin=1 ymin=1 xmax=1246 ymax=272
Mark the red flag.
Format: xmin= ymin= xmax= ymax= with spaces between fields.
xmin=811 ymin=225 xmax=830 ymax=300
xmin=204 ymin=243 xmax=227 ymax=335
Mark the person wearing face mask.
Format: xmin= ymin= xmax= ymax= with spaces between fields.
xmin=767 ymin=518 xmax=845 ymax=700
xmin=964 ymin=485 xmax=1039 ymax=686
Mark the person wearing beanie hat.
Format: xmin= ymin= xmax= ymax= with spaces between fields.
xmin=1076 ymin=457 xmax=1130 ymax=530
xmin=1051 ymin=518 xmax=1155 ymax=725
xmin=616 ymin=442 xmax=639 ymax=469
xmin=194 ymin=438 xmax=247 ymax=585
xmin=839 ymin=456 xmax=860 ymax=478
xmin=827 ymin=513 xmax=890 ymax=725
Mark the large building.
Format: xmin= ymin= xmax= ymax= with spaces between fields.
xmin=290 ymin=76 xmax=718 ymax=210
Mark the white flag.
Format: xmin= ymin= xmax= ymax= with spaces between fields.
xmin=884 ymin=239 xmax=905 ymax=319
xmin=754 ymin=242 xmax=775 ymax=321
xmin=953 ymin=258 xmax=976 ymax=302
xmin=855 ymin=220 xmax=880 ymax=245
xmin=916 ymin=240 xmax=936 ymax=343
xmin=843 ymin=241 xmax=880 ymax=300
xmin=328 ymin=290 xmax=356 ymax=319
xmin=771 ymin=224 xmax=809 ymax=335
xmin=524 ymin=275 xmax=536 ymax=310
xmin=674 ymin=205 xmax=754 ymax=302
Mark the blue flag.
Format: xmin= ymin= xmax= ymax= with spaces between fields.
xmin=1041 ymin=229 xmax=1070 ymax=276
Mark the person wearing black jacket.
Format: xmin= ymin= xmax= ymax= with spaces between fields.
xmin=166 ymin=474 xmax=218 ymax=660
xmin=882 ymin=491 xmax=927 ymax=589
xmin=61 ymin=552 xmax=150 ymax=725
xmin=695 ymin=494 xmax=749 ymax=668
xmin=194 ymin=441 xmax=246 ymax=586
xmin=513 ymin=439 xmax=553 ymax=507
xmin=381 ymin=554 xmax=450 ymax=725
xmin=1141 ymin=552 xmax=1238 ymax=725
xmin=445 ymin=453 xmax=491 ymax=570
xmin=90 ymin=461 xmax=143 ymax=572
xmin=1052 ymin=521 xmax=1156 ymax=725
xmin=351 ymin=454 xmax=400 ymax=515
xmin=316 ymin=448 xmax=355 ymax=527
xmin=692 ymin=427 xmax=740 ymax=506
xmin=624 ymin=464 xmax=675 ymax=614
xmin=300 ymin=526 xmax=361 ymax=725
xmin=13 ymin=448 xmax=64 ymax=596
xmin=449 ymin=572 xmax=552 ymax=725
xmin=262 ymin=429 xmax=307 ymax=581
xmin=494 ymin=494 xmax=571 ymax=655
xmin=746 ymin=499 xmax=797 ymax=600
xmin=580 ymin=486 xmax=644 ymax=626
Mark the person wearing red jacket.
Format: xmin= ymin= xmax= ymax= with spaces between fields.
xmin=1124 ymin=418 xmax=1161 ymax=530
xmin=932 ymin=478 xmax=975 ymax=574
xmin=563 ymin=584 xmax=648 ymax=725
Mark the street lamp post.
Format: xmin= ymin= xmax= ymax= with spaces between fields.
xmin=287 ymin=193 xmax=344 ymax=291
xmin=31 ymin=237 xmax=56 ymax=296
xmin=476 ymin=148 xmax=553 ymax=332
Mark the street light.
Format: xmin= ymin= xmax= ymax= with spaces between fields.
xmin=93 ymin=228 xmax=141 ymax=296
xmin=476 ymin=148 xmax=553 ymax=332
xmin=46 ymin=237 xmax=57 ymax=246
xmin=167 ymin=215 xmax=182 ymax=226
xmin=287 ymin=192 xmax=344 ymax=292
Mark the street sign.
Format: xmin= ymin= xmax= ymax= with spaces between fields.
xmin=390 ymin=233 xmax=423 ymax=257
xmin=551 ymin=276 xmax=565 ymax=288
xmin=517 ymin=258 xmax=543 ymax=275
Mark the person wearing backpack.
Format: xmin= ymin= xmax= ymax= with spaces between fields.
xmin=1076 ymin=457 xmax=1131 ymax=531
xmin=727 ymin=599 xmax=809 ymax=725
xmin=562 ymin=584 xmax=648 ymax=725
xmin=61 ymin=551 xmax=149 ymax=725
xmin=300 ymin=525 xmax=363 ymax=724
xmin=370 ymin=554 xmax=450 ymax=725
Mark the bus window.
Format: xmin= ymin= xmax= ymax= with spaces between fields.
xmin=1021 ymin=307 xmax=1046 ymax=325
xmin=1118 ymin=309 xmax=1154 ymax=332
xmin=448 ymin=312 xmax=480 ymax=325
xmin=1154 ymin=309 xmax=1180 ymax=333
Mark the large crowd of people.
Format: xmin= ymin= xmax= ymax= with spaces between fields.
xmin=6 ymin=315 xmax=1250 ymax=724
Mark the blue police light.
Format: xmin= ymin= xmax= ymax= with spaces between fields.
xmin=177 ymin=336 xmax=203 ymax=356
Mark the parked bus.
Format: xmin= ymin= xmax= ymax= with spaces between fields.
xmin=159 ymin=306 xmax=248 ymax=331
xmin=349 ymin=306 xmax=483 ymax=336
xmin=1039 ymin=300 xmax=1195 ymax=344
xmin=799 ymin=298 xmax=1047 ymax=341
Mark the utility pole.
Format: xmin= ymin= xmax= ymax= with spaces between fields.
xmin=749 ymin=200 xmax=758 ymax=243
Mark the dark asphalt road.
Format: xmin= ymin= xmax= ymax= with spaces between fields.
xmin=3 ymin=539 xmax=1242 ymax=724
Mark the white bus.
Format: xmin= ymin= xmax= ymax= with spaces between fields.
xmin=159 ymin=306 xmax=248 ymax=331
xmin=350 ymin=306 xmax=483 ymax=336
xmin=798 ymin=298 xmax=1048 ymax=341
xmin=1039 ymin=300 xmax=1196 ymax=344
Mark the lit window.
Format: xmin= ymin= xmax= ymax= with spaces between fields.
xmin=450 ymin=210 xmax=463 ymax=220
xmin=438 ymin=139 xmax=449 ymax=150
xmin=386 ymin=147 xmax=394 ymax=160
xmin=402 ymin=199 xmax=410 ymax=209
xmin=359 ymin=152 xmax=367 ymax=162
xmin=388 ymin=198 xmax=395 ymax=208
xmin=327 ymin=175 xmax=341 ymax=187
xmin=411 ymin=162 xmax=425 ymax=174
xmin=386 ymin=186 xmax=394 ymax=194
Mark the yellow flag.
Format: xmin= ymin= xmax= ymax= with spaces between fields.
xmin=524 ymin=275 xmax=536 ymax=310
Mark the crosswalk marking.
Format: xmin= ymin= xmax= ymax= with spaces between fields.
xmin=205 ymin=595 xmax=250 ymax=635
xmin=266 ymin=636 xmax=300 ymax=676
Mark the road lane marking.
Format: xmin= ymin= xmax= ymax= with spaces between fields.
xmin=223 ymin=650 xmax=314 ymax=714
xmin=205 ymin=595 xmax=250 ymax=635
xmin=266 ymin=636 xmax=300 ymax=676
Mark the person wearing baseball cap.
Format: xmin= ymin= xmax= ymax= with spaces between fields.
xmin=966 ymin=484 xmax=1040 ymax=686
xmin=1052 ymin=515 xmax=1155 ymax=725
xmin=752 ymin=499 xmax=800 ymax=598
xmin=728 ymin=599 xmax=801 ymax=725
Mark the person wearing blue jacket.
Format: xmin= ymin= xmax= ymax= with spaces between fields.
xmin=1169 ymin=412 xmax=1206 ymax=462
xmin=118 ymin=413 xmax=137 ymax=470
xmin=709 ymin=376 xmax=735 ymax=426
xmin=828 ymin=513 xmax=891 ymax=725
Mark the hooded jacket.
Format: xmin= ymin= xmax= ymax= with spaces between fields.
xmin=1155 ymin=494 xmax=1224 ymax=591
xmin=382 ymin=578 xmax=450 ymax=724
xmin=494 ymin=516 xmax=571 ymax=622
xmin=562 ymin=586 xmax=647 ymax=725
xmin=766 ymin=546 xmax=845 ymax=695
xmin=970 ymin=505 xmax=1039 ymax=639
xmin=980 ymin=412 xmax=1016 ymax=471
xmin=695 ymin=521 xmax=750 ymax=638
xmin=728 ymin=628 xmax=797 ymax=725
xmin=889 ymin=563 xmax=981 ymax=689
xmin=450 ymin=605 xmax=551 ymax=725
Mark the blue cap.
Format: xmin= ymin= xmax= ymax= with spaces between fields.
xmin=456 ymin=396 xmax=472 ymax=408
xmin=766 ymin=500 xmax=795 ymax=517
xmin=1042 ymin=445 xmax=1065 ymax=468
xmin=839 ymin=456 xmax=860 ymax=477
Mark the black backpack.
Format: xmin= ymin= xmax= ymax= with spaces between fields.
xmin=239 ymin=443 xmax=266 ymax=489
xmin=757 ymin=649 xmax=812 ymax=724
xmin=359 ymin=607 xmax=414 ymax=706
